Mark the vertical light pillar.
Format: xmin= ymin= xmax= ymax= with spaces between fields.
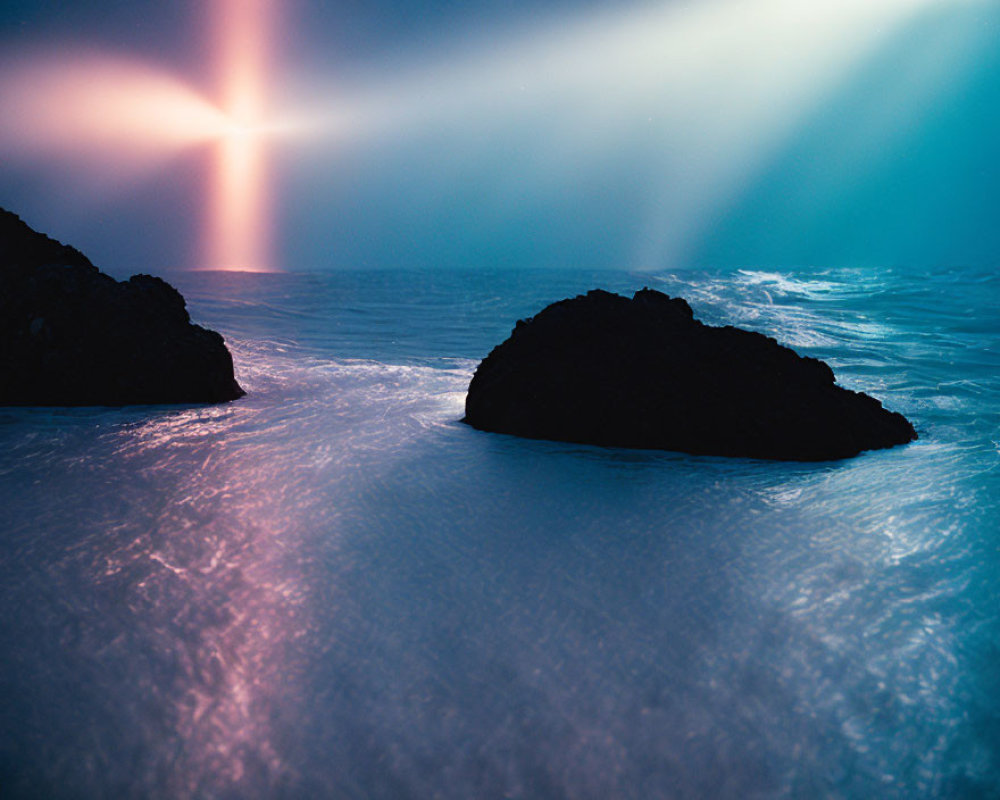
xmin=208 ymin=0 xmax=271 ymax=272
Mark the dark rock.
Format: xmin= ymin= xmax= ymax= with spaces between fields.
xmin=464 ymin=288 xmax=916 ymax=461
xmin=0 ymin=207 xmax=244 ymax=405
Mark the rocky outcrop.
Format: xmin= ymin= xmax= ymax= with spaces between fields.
xmin=464 ymin=288 xmax=916 ymax=461
xmin=0 ymin=208 xmax=244 ymax=405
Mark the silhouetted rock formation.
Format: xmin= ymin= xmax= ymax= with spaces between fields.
xmin=464 ymin=288 xmax=916 ymax=460
xmin=0 ymin=208 xmax=244 ymax=405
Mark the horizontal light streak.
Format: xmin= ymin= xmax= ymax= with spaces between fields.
xmin=0 ymin=53 xmax=232 ymax=162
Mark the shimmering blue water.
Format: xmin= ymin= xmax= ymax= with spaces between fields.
xmin=1 ymin=267 xmax=997 ymax=799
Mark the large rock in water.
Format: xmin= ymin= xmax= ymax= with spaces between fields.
xmin=0 ymin=208 xmax=244 ymax=405
xmin=464 ymin=288 xmax=916 ymax=461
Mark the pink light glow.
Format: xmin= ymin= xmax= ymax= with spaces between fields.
xmin=0 ymin=0 xmax=276 ymax=272
xmin=208 ymin=0 xmax=274 ymax=273
xmin=0 ymin=53 xmax=231 ymax=164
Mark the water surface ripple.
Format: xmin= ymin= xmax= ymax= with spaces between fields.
xmin=0 ymin=267 xmax=997 ymax=798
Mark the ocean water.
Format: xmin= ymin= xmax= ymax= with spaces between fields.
xmin=0 ymin=266 xmax=998 ymax=799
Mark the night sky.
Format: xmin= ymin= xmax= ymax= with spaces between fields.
xmin=1 ymin=0 xmax=998 ymax=274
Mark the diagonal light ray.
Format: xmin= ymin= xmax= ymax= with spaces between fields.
xmin=283 ymin=0 xmax=986 ymax=267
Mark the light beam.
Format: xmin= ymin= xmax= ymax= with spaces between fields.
xmin=208 ymin=0 xmax=273 ymax=273
xmin=287 ymin=0 xmax=984 ymax=268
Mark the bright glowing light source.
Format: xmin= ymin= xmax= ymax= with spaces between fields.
xmin=0 ymin=0 xmax=278 ymax=273
xmin=207 ymin=0 xmax=273 ymax=273
xmin=0 ymin=42 xmax=276 ymax=271
xmin=0 ymin=0 xmax=987 ymax=272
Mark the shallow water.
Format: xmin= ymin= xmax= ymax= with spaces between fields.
xmin=1 ymin=267 xmax=998 ymax=798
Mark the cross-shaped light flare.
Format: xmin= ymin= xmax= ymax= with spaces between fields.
xmin=0 ymin=0 xmax=987 ymax=273
xmin=0 ymin=0 xmax=274 ymax=272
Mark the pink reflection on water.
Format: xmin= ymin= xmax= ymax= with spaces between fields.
xmin=105 ymin=403 xmax=309 ymax=795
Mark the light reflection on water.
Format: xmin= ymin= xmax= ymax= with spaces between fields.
xmin=64 ymin=353 xmax=471 ymax=797
xmin=0 ymin=267 xmax=998 ymax=798
xmin=101 ymin=403 xmax=308 ymax=796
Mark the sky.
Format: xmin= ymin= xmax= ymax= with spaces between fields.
xmin=1 ymin=0 xmax=998 ymax=275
